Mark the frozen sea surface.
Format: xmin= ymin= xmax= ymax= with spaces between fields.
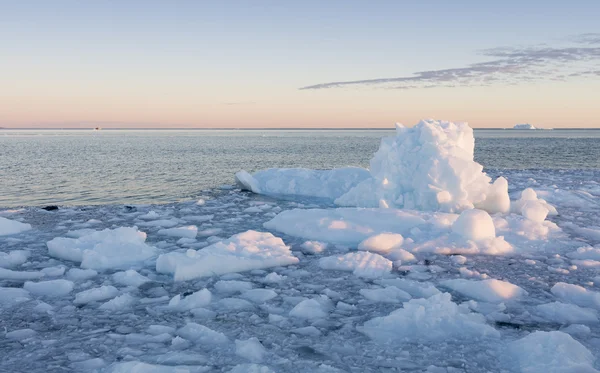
xmin=2 ymin=124 xmax=600 ymax=372
xmin=2 ymin=129 xmax=600 ymax=207
xmin=2 ymin=168 xmax=600 ymax=372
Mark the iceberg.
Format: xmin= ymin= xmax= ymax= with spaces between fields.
xmin=240 ymin=120 xmax=511 ymax=214
xmin=513 ymin=123 xmax=537 ymax=130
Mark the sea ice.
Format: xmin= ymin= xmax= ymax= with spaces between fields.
xmin=359 ymin=293 xmax=500 ymax=343
xmin=0 ymin=267 xmax=44 ymax=280
xmin=168 ymin=289 xmax=212 ymax=311
xmin=440 ymin=278 xmax=527 ymax=303
xmin=507 ymin=331 xmax=596 ymax=372
xmin=300 ymin=240 xmax=328 ymax=254
xmin=289 ymin=298 xmax=329 ymax=320
xmin=318 ymin=251 xmax=392 ymax=278
xmin=156 ymin=230 xmax=298 ymax=281
xmin=335 ymin=120 xmax=510 ymax=213
xmin=235 ymin=337 xmax=267 ymax=363
xmin=551 ymin=282 xmax=600 ymax=309
xmin=360 ymin=286 xmax=411 ymax=303
xmin=0 ymin=287 xmax=30 ymax=307
xmin=535 ymin=301 xmax=599 ymax=324
xmin=47 ymin=227 xmax=157 ymax=270
xmin=99 ymin=293 xmax=135 ymax=311
xmin=0 ymin=250 xmax=29 ymax=268
xmin=0 ymin=216 xmax=31 ymax=236
xmin=158 ymin=225 xmax=198 ymax=239
xmin=235 ymin=167 xmax=370 ymax=199
xmin=357 ymin=233 xmax=404 ymax=254
xmin=451 ymin=209 xmax=495 ymax=241
xmin=73 ymin=285 xmax=119 ymax=305
xmin=176 ymin=323 xmax=228 ymax=345
xmin=112 ymin=269 xmax=150 ymax=287
xmin=23 ymin=279 xmax=74 ymax=297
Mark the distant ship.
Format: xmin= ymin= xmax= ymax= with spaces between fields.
xmin=93 ymin=127 xmax=102 ymax=131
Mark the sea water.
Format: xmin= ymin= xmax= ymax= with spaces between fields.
xmin=1 ymin=128 xmax=599 ymax=207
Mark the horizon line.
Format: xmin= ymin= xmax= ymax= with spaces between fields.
xmin=2 ymin=127 xmax=599 ymax=131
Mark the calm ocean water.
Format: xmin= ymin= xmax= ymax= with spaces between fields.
xmin=1 ymin=129 xmax=600 ymax=207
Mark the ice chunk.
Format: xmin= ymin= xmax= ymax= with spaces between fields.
xmin=264 ymin=207 xmax=431 ymax=245
xmin=74 ymin=285 xmax=119 ymax=305
xmin=441 ymin=279 xmax=527 ymax=303
xmin=138 ymin=210 xmax=161 ymax=220
xmin=0 ymin=267 xmax=44 ymax=280
xmin=507 ymin=331 xmax=596 ymax=373
xmin=47 ymin=227 xmax=157 ymax=270
xmin=300 ymin=240 xmax=328 ymax=254
xmin=99 ymin=293 xmax=135 ymax=311
xmin=136 ymin=219 xmax=179 ymax=228
xmin=377 ymin=278 xmax=441 ymax=298
xmin=535 ymin=302 xmax=599 ymax=324
xmin=360 ymin=286 xmax=411 ymax=303
xmin=567 ymin=246 xmax=600 ymax=261
xmin=0 ymin=250 xmax=29 ymax=268
xmin=176 ymin=322 xmax=228 ymax=344
xmin=156 ymin=230 xmax=298 ymax=281
xmin=41 ymin=265 xmax=65 ymax=277
xmin=0 ymin=287 xmax=30 ymax=306
xmin=216 ymin=297 xmax=254 ymax=311
xmin=112 ymin=269 xmax=150 ymax=287
xmin=551 ymin=282 xmax=600 ymax=309
xmin=168 ymin=289 xmax=212 ymax=311
xmin=104 ymin=361 xmax=209 ymax=373
xmin=512 ymin=188 xmax=557 ymax=222
xmin=292 ymin=326 xmax=321 ymax=336
xmin=66 ymin=268 xmax=97 ymax=281
xmin=158 ymin=225 xmax=198 ymax=239
xmin=335 ymin=120 xmax=510 ymax=213
xmin=319 ymin=251 xmax=392 ymax=278
xmin=452 ymin=209 xmax=495 ymax=241
xmin=263 ymin=272 xmax=286 ymax=283
xmin=235 ymin=337 xmax=267 ymax=362
xmin=235 ymin=167 xmax=371 ymax=199
xmin=6 ymin=328 xmax=37 ymax=341
xmin=180 ymin=214 xmax=214 ymax=223
xmin=358 ymin=233 xmax=404 ymax=254
xmin=241 ymin=289 xmax=278 ymax=303
xmin=24 ymin=279 xmax=74 ymax=297
xmin=560 ymin=324 xmax=591 ymax=336
xmin=229 ymin=364 xmax=275 ymax=373
xmin=360 ymin=293 xmax=499 ymax=343
xmin=214 ymin=280 xmax=253 ymax=294
xmin=0 ymin=216 xmax=32 ymax=236
xmin=289 ymin=299 xmax=328 ymax=320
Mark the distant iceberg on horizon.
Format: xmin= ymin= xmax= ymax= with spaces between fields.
xmin=513 ymin=123 xmax=537 ymax=130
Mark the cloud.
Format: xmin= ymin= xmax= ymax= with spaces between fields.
xmin=571 ymin=33 xmax=600 ymax=45
xmin=300 ymin=34 xmax=600 ymax=90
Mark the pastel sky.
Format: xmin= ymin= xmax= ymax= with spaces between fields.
xmin=1 ymin=0 xmax=599 ymax=128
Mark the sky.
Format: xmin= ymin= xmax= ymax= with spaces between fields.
xmin=1 ymin=0 xmax=599 ymax=128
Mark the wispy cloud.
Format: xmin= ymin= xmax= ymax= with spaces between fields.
xmin=300 ymin=34 xmax=600 ymax=90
